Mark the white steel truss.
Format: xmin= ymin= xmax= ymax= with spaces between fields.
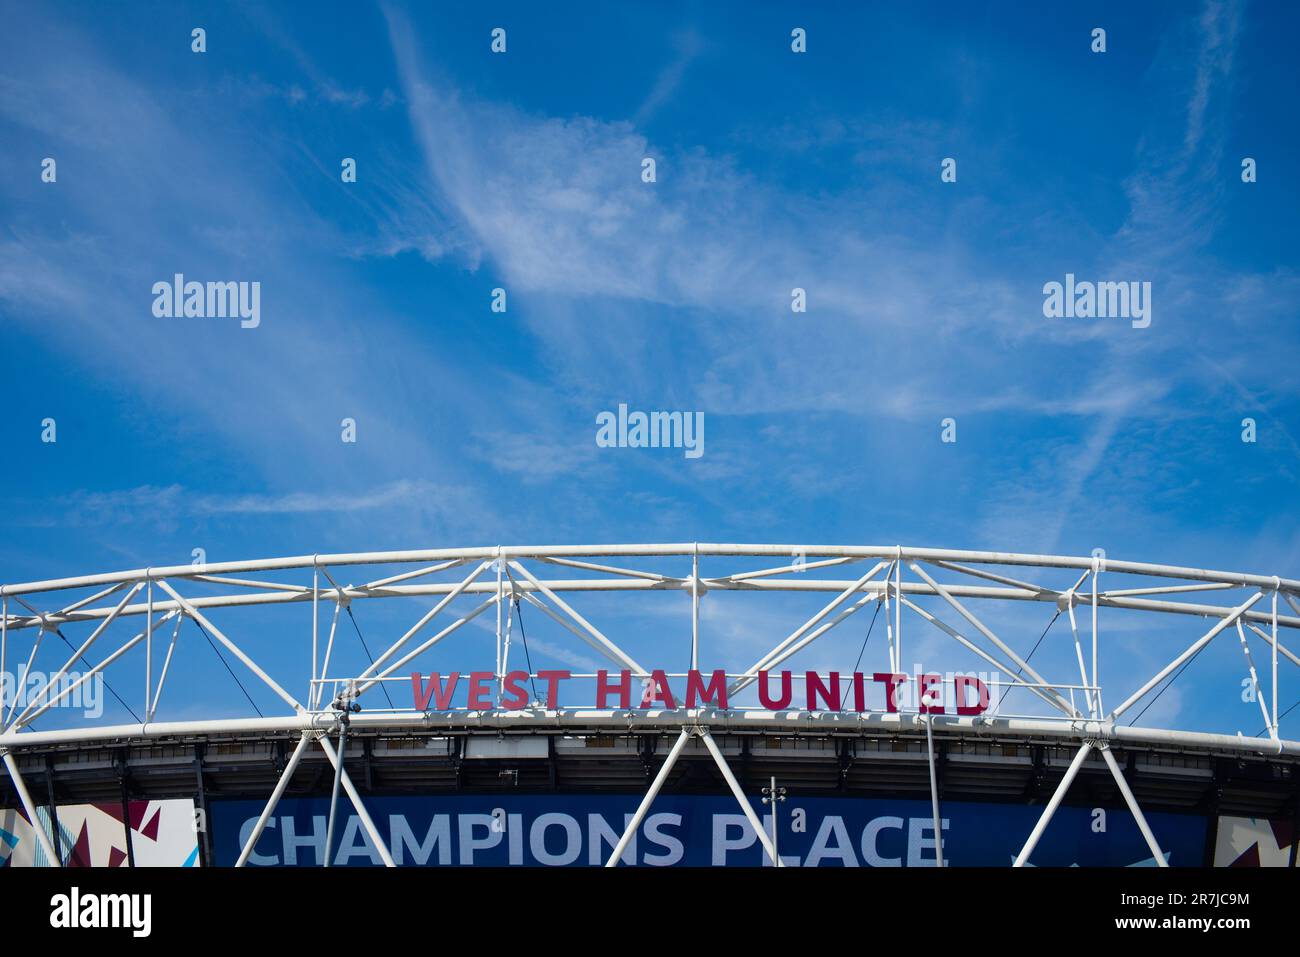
xmin=0 ymin=544 xmax=1298 ymax=868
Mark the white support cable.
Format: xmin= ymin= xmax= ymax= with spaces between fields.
xmin=1285 ymin=592 xmax=1300 ymax=619
xmin=495 ymin=551 xmax=503 ymax=683
xmin=52 ymin=581 xmax=130 ymax=618
xmin=4 ymin=629 xmax=44 ymax=722
xmin=1100 ymin=582 xmax=1235 ymax=598
xmin=184 ymin=575 xmax=311 ymax=593
xmin=884 ymin=561 xmax=897 ymax=674
xmin=499 ymin=566 xmax=516 ymax=700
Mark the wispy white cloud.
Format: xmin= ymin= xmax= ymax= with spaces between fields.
xmin=634 ymin=29 xmax=704 ymax=125
xmin=21 ymin=480 xmax=476 ymax=527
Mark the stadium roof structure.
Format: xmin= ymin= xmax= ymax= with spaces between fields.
xmin=2 ymin=544 xmax=1298 ymax=867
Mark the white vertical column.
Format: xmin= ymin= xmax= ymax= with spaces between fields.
xmin=1 ymin=596 xmax=6 ymax=717
xmin=145 ymin=578 xmax=152 ymax=723
xmin=496 ymin=550 xmax=504 ymax=679
xmin=1273 ymin=584 xmax=1280 ymax=737
xmin=1091 ymin=557 xmax=1099 ymax=706
xmin=311 ymin=562 xmax=319 ymax=705
xmin=691 ymin=546 xmax=699 ymax=672
xmin=894 ymin=550 xmax=903 ymax=673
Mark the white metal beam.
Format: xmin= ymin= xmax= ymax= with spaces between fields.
xmin=157 ymin=580 xmax=303 ymax=713
xmin=358 ymin=561 xmax=492 ymax=682
xmin=698 ymin=730 xmax=782 ymax=866
xmin=316 ymin=734 xmax=395 ymax=867
xmin=1 ymin=749 xmax=61 ymax=866
xmin=11 ymin=582 xmax=143 ymax=729
xmin=235 ymin=732 xmax=312 ymax=867
xmin=909 ymin=562 xmax=1074 ymax=716
xmin=5 ymin=577 xmax=1297 ymax=634
xmin=1111 ymin=592 xmax=1264 ymax=719
xmin=5 ymin=544 xmax=1299 ymax=599
xmin=901 ymin=596 xmax=1075 ymax=716
xmin=354 ymin=595 xmax=500 ymax=699
xmin=509 ymin=561 xmax=647 ymax=674
xmin=730 ymin=561 xmax=888 ymax=695
xmin=1098 ymin=745 xmax=1167 ymax=866
xmin=1012 ymin=743 xmax=1093 ymax=867
xmin=604 ymin=728 xmax=692 ymax=867
xmin=9 ymin=610 xmax=177 ymax=731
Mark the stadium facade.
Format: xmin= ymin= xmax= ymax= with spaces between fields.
xmin=1 ymin=544 xmax=1297 ymax=867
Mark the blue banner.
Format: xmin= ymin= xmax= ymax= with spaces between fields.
xmin=211 ymin=793 xmax=1206 ymax=866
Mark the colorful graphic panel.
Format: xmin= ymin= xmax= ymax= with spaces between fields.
xmin=1214 ymin=815 xmax=1298 ymax=867
xmin=0 ymin=799 xmax=200 ymax=868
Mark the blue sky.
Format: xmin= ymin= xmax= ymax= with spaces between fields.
xmin=0 ymin=1 xmax=1297 ymax=741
